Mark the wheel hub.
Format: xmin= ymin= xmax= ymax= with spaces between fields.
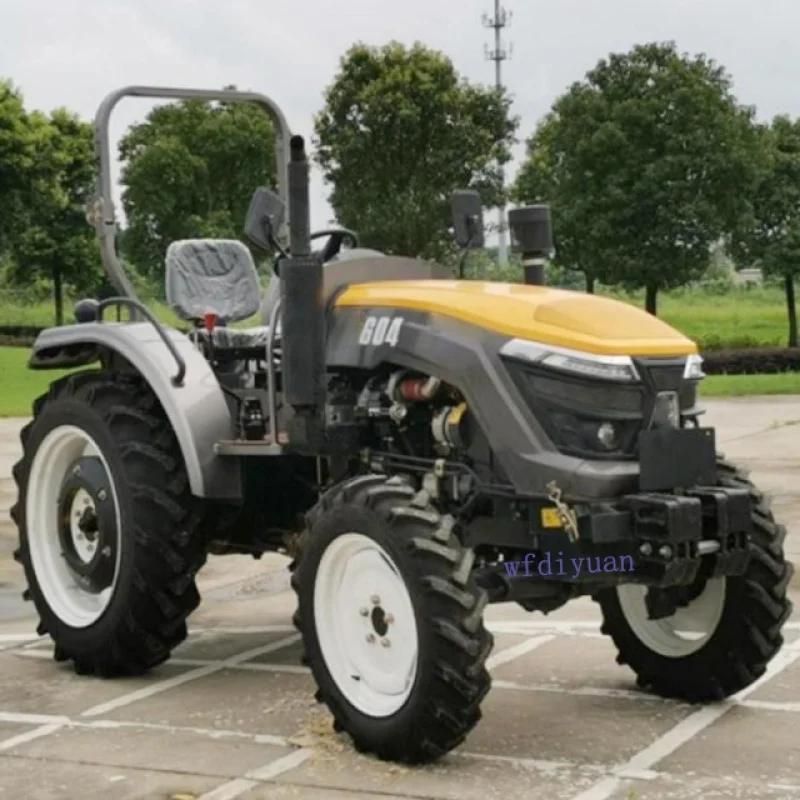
xmin=370 ymin=605 xmax=390 ymax=637
xmin=617 ymin=576 xmax=727 ymax=658
xmin=314 ymin=532 xmax=419 ymax=717
xmin=57 ymin=456 xmax=117 ymax=593
xmin=646 ymin=580 xmax=707 ymax=621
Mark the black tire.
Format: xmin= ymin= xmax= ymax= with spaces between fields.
xmin=290 ymin=474 xmax=493 ymax=764
xmin=594 ymin=458 xmax=794 ymax=701
xmin=10 ymin=370 xmax=207 ymax=677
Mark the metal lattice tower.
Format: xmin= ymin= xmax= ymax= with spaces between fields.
xmin=483 ymin=0 xmax=512 ymax=266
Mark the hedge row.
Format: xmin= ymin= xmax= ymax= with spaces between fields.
xmin=1 ymin=326 xmax=799 ymax=376
xmin=700 ymin=348 xmax=800 ymax=375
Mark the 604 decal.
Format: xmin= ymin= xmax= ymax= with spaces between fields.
xmin=358 ymin=315 xmax=404 ymax=347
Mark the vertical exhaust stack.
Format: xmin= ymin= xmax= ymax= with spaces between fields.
xmin=280 ymin=135 xmax=326 ymax=451
xmin=508 ymin=205 xmax=553 ymax=286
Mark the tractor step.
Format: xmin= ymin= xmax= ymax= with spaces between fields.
xmin=214 ymin=436 xmax=287 ymax=456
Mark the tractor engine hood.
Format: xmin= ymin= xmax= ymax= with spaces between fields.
xmin=335 ymin=280 xmax=697 ymax=358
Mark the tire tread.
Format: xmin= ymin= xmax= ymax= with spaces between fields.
xmin=10 ymin=370 xmax=207 ymax=677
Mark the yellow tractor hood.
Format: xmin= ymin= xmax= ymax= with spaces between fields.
xmin=335 ymin=280 xmax=697 ymax=357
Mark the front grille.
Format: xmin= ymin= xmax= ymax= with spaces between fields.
xmin=503 ymin=355 xmax=697 ymax=461
xmin=635 ymin=358 xmax=698 ymax=413
xmin=533 ymin=373 xmax=644 ymax=413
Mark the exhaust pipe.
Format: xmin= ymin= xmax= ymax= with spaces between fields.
xmin=508 ymin=205 xmax=553 ymax=286
xmin=279 ymin=135 xmax=326 ymax=450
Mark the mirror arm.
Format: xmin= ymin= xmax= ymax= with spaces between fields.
xmin=268 ymin=227 xmax=289 ymax=258
xmin=457 ymin=230 xmax=476 ymax=279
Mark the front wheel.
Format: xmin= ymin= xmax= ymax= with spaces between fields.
xmin=291 ymin=474 xmax=493 ymax=764
xmin=595 ymin=459 xmax=794 ymax=701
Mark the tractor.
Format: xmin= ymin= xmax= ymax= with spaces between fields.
xmin=9 ymin=86 xmax=793 ymax=764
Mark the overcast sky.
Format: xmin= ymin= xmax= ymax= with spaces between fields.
xmin=2 ymin=0 xmax=799 ymax=241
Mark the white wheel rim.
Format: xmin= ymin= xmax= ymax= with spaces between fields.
xmin=313 ymin=532 xmax=418 ymax=717
xmin=26 ymin=425 xmax=122 ymax=628
xmin=617 ymin=578 xmax=727 ymax=658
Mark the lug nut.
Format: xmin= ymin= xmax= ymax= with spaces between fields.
xmin=385 ymin=614 xmax=394 ymax=625
xmin=366 ymin=634 xmax=376 ymax=644
xmin=381 ymin=638 xmax=390 ymax=648
xmin=97 ymin=489 xmax=107 ymax=501
xmin=640 ymin=543 xmax=652 ymax=556
xmin=659 ymin=545 xmax=673 ymax=559
xmin=359 ymin=607 xmax=369 ymax=617
xmin=101 ymin=545 xmax=111 ymax=557
xmin=371 ymin=595 xmax=380 ymax=604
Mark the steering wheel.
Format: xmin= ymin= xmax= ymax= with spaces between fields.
xmin=310 ymin=228 xmax=359 ymax=262
xmin=271 ymin=228 xmax=359 ymax=275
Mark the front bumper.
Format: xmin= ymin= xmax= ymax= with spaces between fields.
xmin=531 ymin=484 xmax=752 ymax=588
xmin=532 ymin=426 xmax=751 ymax=586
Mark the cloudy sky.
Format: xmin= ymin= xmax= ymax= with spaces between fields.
xmin=2 ymin=0 xmax=798 ymax=240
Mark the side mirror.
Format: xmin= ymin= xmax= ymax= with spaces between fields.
xmin=451 ymin=189 xmax=485 ymax=249
xmin=244 ymin=187 xmax=286 ymax=251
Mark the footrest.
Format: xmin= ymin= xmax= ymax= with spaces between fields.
xmin=214 ymin=435 xmax=287 ymax=456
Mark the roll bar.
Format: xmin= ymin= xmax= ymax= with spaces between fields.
xmin=88 ymin=85 xmax=293 ymax=302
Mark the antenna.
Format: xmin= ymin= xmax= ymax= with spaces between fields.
xmin=483 ymin=0 xmax=512 ymax=266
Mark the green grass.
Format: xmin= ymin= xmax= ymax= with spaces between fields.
xmin=0 ymin=347 xmax=79 ymax=417
xmin=608 ymin=285 xmax=789 ymax=350
xmin=0 ymin=297 xmax=183 ymax=328
xmin=0 ymin=280 xmax=795 ymax=416
xmin=699 ymin=373 xmax=800 ymax=397
xmin=0 ymin=284 xmax=790 ymax=350
xmin=0 ymin=344 xmax=798 ymax=418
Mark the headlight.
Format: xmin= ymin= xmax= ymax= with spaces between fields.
xmin=683 ymin=353 xmax=705 ymax=380
xmin=499 ymin=339 xmax=640 ymax=382
xmin=547 ymin=410 xmax=636 ymax=455
xmin=595 ymin=421 xmax=620 ymax=450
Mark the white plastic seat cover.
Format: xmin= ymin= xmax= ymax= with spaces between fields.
xmin=165 ymin=239 xmax=261 ymax=323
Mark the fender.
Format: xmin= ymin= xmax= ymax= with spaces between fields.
xmin=28 ymin=322 xmax=241 ymax=500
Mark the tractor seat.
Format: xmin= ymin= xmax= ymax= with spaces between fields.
xmin=165 ymin=239 xmax=271 ymax=349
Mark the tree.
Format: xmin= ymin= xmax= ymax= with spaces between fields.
xmin=6 ymin=108 xmax=101 ymax=324
xmin=0 ymin=79 xmax=36 ymax=251
xmin=513 ymin=42 xmax=758 ymax=313
xmin=512 ymin=116 xmax=601 ymax=293
xmin=119 ymin=89 xmax=277 ymax=280
xmin=314 ymin=42 xmax=518 ymax=261
xmin=731 ymin=117 xmax=800 ymax=346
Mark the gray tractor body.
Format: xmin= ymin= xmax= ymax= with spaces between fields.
xmin=25 ymin=83 xmax=745 ymax=596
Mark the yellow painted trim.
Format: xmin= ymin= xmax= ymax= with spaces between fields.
xmin=540 ymin=507 xmax=563 ymax=528
xmin=335 ymin=280 xmax=697 ymax=357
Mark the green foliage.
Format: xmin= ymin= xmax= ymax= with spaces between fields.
xmin=730 ymin=116 xmax=800 ymax=345
xmin=313 ymin=42 xmax=518 ymax=261
xmin=0 ymin=79 xmax=35 ymax=244
xmin=119 ymin=90 xmax=276 ymax=279
xmin=0 ymin=82 xmax=102 ymax=324
xmin=704 ymin=241 xmax=735 ymax=285
xmin=513 ymin=42 xmax=758 ymax=314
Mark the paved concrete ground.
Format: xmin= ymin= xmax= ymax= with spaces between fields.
xmin=0 ymin=398 xmax=798 ymax=799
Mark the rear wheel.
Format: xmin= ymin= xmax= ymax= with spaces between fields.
xmin=10 ymin=371 xmax=207 ymax=676
xmin=595 ymin=459 xmax=793 ymax=700
xmin=291 ymin=474 xmax=493 ymax=763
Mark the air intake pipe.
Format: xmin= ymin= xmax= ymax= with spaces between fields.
xmin=508 ymin=205 xmax=553 ymax=286
xmin=279 ymin=135 xmax=326 ymax=450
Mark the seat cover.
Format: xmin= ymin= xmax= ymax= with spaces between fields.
xmin=166 ymin=239 xmax=261 ymax=323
